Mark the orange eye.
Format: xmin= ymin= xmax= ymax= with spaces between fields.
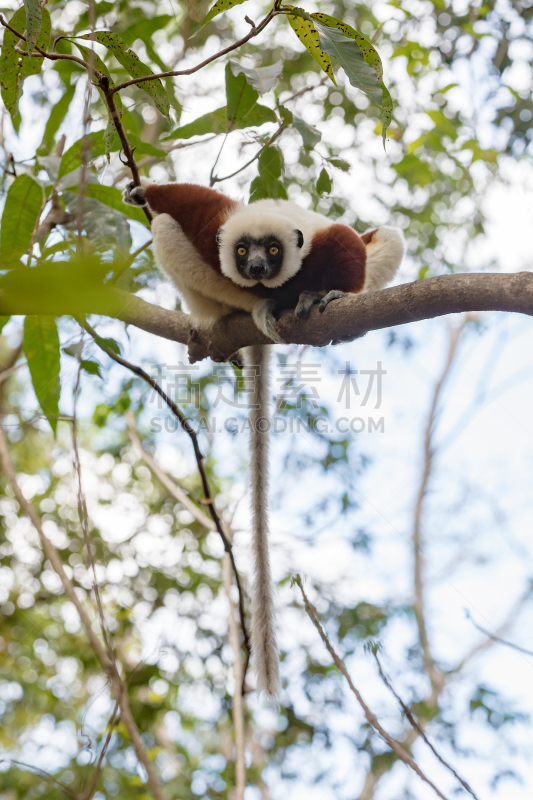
xmin=269 ymin=245 xmax=279 ymax=255
xmin=237 ymin=247 xmax=247 ymax=256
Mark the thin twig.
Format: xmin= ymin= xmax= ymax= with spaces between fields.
xmin=109 ymin=6 xmax=281 ymax=94
xmin=372 ymin=651 xmax=479 ymax=799
xmin=0 ymin=759 xmax=78 ymax=799
xmin=100 ymin=85 xmax=152 ymax=222
xmin=125 ymin=409 xmax=215 ymax=531
xmin=294 ymin=576 xmax=450 ymax=800
xmin=0 ymin=362 xmax=23 ymax=384
xmin=465 ymin=609 xmax=533 ymax=658
xmin=0 ymin=427 xmax=165 ymax=800
xmin=81 ymin=319 xmax=251 ymax=690
xmin=0 ymin=15 xmax=102 ymax=74
xmin=108 ymin=239 xmax=153 ymax=285
xmin=211 ymin=122 xmax=287 ymax=185
xmin=81 ymin=700 xmax=120 ymax=800
xmin=412 ymin=322 xmax=465 ymax=688
xmin=72 ymin=364 xmax=115 ymax=663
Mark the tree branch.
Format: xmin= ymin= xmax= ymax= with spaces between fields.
xmin=412 ymin=322 xmax=465 ymax=688
xmin=109 ymin=7 xmax=280 ymax=94
xmin=294 ymin=576 xmax=450 ymax=800
xmin=0 ymin=15 xmax=99 ymax=73
xmin=372 ymin=650 xmax=479 ymax=799
xmin=2 ymin=272 xmax=533 ymax=362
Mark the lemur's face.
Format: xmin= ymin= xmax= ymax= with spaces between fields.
xmin=233 ymin=235 xmax=284 ymax=282
xmin=231 ymin=229 xmax=304 ymax=283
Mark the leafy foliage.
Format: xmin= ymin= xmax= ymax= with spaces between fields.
xmin=0 ymin=0 xmax=532 ymax=797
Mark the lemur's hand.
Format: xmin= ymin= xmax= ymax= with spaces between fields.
xmin=122 ymin=182 xmax=147 ymax=207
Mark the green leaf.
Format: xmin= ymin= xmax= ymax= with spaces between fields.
xmin=58 ymin=131 xmax=108 ymax=179
xmin=226 ymin=62 xmax=263 ymax=129
xmin=63 ymin=342 xmax=83 ymax=357
xmin=80 ymin=32 xmax=170 ymax=117
xmin=286 ymin=8 xmax=336 ymax=85
xmin=162 ymin=103 xmax=275 ymax=141
xmin=23 ymin=0 xmax=41 ymax=55
xmin=0 ymin=5 xmax=50 ymax=116
xmin=23 ymin=316 xmax=61 ymax=434
xmin=20 ymin=7 xmax=50 ymax=78
xmin=81 ymin=184 xmax=151 ymax=228
xmin=0 ymin=316 xmax=11 ymax=334
xmin=249 ymin=146 xmax=287 ymax=201
xmin=292 ymin=115 xmax=321 ymax=151
xmin=163 ymin=107 xmax=227 ymax=140
xmin=312 ymin=17 xmax=392 ymax=146
xmin=39 ymin=84 xmax=76 ymax=154
xmin=202 ymin=0 xmax=251 ymax=26
xmin=229 ymin=60 xmax=283 ymax=95
xmin=328 ymin=157 xmax=350 ymax=171
xmin=72 ymin=41 xmax=113 ymax=84
xmin=0 ymin=175 xmax=42 ymax=264
xmin=126 ymin=134 xmax=167 ymax=158
xmin=0 ymin=8 xmax=26 ymax=119
xmin=316 ymin=168 xmax=332 ymax=194
xmin=80 ymin=359 xmax=102 ymax=378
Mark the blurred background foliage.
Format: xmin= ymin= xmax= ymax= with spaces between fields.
xmin=0 ymin=0 xmax=532 ymax=798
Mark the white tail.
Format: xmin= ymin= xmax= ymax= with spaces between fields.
xmin=244 ymin=344 xmax=279 ymax=700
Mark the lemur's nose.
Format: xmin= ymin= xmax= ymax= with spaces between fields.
xmin=249 ymin=261 xmax=268 ymax=277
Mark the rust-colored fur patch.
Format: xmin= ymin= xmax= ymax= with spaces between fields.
xmin=145 ymin=183 xmax=237 ymax=273
xmin=361 ymin=229 xmax=377 ymax=245
xmin=253 ymin=223 xmax=367 ymax=308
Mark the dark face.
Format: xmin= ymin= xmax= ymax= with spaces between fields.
xmin=234 ymin=235 xmax=284 ymax=282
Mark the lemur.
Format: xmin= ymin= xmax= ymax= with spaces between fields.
xmin=124 ymin=181 xmax=405 ymax=700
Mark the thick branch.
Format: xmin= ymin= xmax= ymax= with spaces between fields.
xmin=2 ymin=272 xmax=533 ymax=361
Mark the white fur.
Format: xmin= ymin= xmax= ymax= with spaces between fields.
xmin=363 ymin=227 xmax=405 ymax=292
xmin=151 ymin=214 xmax=258 ymax=322
xmin=244 ymin=344 xmax=280 ymax=700
xmin=218 ymin=199 xmax=332 ymax=289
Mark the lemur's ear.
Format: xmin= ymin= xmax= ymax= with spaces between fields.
xmin=295 ymin=229 xmax=304 ymax=248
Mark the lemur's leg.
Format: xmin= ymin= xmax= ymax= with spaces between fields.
xmin=294 ymin=290 xmax=328 ymax=320
xmin=122 ymin=182 xmax=147 ymax=207
xmin=179 ymin=287 xmax=233 ymax=323
xmin=252 ymin=299 xmax=286 ymax=344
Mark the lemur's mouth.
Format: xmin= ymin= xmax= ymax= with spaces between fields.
xmin=247 ymin=260 xmax=270 ymax=280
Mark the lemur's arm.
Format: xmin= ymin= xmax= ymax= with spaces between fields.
xmin=123 ymin=182 xmax=239 ymax=272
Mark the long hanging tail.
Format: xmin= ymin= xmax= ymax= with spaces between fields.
xmin=244 ymin=344 xmax=279 ymax=700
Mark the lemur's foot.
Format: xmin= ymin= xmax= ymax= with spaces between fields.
xmin=122 ymin=182 xmax=147 ymax=207
xmin=252 ymin=299 xmax=286 ymax=344
xmin=294 ymin=290 xmax=328 ymax=320
xmin=318 ymin=290 xmax=346 ymax=313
